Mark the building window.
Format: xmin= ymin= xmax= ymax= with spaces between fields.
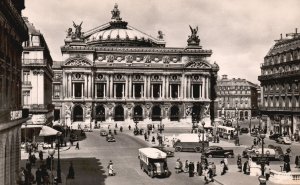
xmin=74 ymin=83 xmax=83 ymax=98
xmin=53 ymin=84 xmax=60 ymax=98
xmin=171 ymin=84 xmax=179 ymax=98
xmin=152 ymin=84 xmax=161 ymax=98
xmin=23 ymin=71 xmax=30 ymax=82
xmin=114 ymin=83 xmax=124 ymax=98
xmin=192 ymin=84 xmax=200 ymax=98
xmin=133 ymin=83 xmax=142 ymax=98
xmin=23 ymin=91 xmax=30 ymax=105
xmin=96 ymin=83 xmax=105 ymax=98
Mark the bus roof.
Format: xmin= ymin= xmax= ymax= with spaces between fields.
xmin=217 ymin=125 xmax=235 ymax=130
xmin=138 ymin=148 xmax=167 ymax=159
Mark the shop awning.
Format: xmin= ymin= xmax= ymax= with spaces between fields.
xmin=39 ymin=126 xmax=61 ymax=136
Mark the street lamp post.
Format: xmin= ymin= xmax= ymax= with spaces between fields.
xmin=258 ymin=132 xmax=267 ymax=185
xmin=249 ymin=117 xmax=252 ymax=133
xmin=56 ymin=133 xmax=62 ymax=183
xmin=158 ymin=117 xmax=164 ymax=146
xmin=192 ymin=113 xmax=196 ymax=133
xmin=201 ymin=121 xmax=205 ymax=153
xmin=133 ymin=112 xmax=139 ymax=135
xmin=48 ymin=148 xmax=55 ymax=185
xmin=24 ymin=122 xmax=27 ymax=152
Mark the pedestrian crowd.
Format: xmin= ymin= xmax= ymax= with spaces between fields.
xmin=174 ymin=157 xmax=220 ymax=184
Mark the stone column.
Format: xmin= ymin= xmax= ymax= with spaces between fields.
xmin=63 ymin=71 xmax=66 ymax=98
xmin=143 ymin=75 xmax=147 ymax=98
xmin=122 ymin=84 xmax=125 ymax=98
xmin=191 ymin=84 xmax=193 ymax=98
xmin=187 ymin=76 xmax=190 ymax=99
xmin=72 ymin=83 xmax=75 ymax=98
xmin=68 ymin=73 xmax=72 ymax=98
xmin=125 ymin=75 xmax=128 ymax=98
xmin=206 ymin=77 xmax=209 ymax=99
xmin=170 ymin=84 xmax=172 ymax=98
xmin=104 ymin=84 xmax=106 ymax=97
xmin=114 ymin=84 xmax=116 ymax=98
xmin=84 ymin=74 xmax=88 ymax=98
xmin=147 ymin=75 xmax=151 ymax=98
xmin=177 ymin=84 xmax=180 ymax=99
xmin=110 ymin=75 xmax=113 ymax=98
xmin=81 ymin=83 xmax=84 ymax=98
xmin=95 ymin=83 xmax=98 ymax=98
xmin=162 ymin=75 xmax=165 ymax=98
xmin=129 ymin=75 xmax=132 ymax=98
xmin=91 ymin=73 xmax=94 ymax=98
xmin=201 ymin=77 xmax=205 ymax=98
xmin=166 ymin=76 xmax=169 ymax=99
xmin=133 ymin=84 xmax=135 ymax=98
xmin=160 ymin=84 xmax=162 ymax=98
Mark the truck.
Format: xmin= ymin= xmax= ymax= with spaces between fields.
xmin=173 ymin=134 xmax=209 ymax=153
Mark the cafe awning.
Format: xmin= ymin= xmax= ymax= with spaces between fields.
xmin=39 ymin=126 xmax=61 ymax=136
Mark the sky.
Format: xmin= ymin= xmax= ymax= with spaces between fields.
xmin=23 ymin=0 xmax=300 ymax=84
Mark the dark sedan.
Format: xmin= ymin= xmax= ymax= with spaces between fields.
xmin=106 ymin=134 xmax=116 ymax=142
xmin=151 ymin=146 xmax=175 ymax=157
xmin=269 ymin=133 xmax=282 ymax=140
xmin=204 ymin=146 xmax=234 ymax=158
xmin=240 ymin=128 xmax=249 ymax=134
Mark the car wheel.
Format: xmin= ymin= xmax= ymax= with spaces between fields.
xmin=208 ymin=154 xmax=213 ymax=158
xmin=175 ymin=147 xmax=182 ymax=152
xmin=195 ymin=147 xmax=201 ymax=153
xmin=148 ymin=171 xmax=154 ymax=178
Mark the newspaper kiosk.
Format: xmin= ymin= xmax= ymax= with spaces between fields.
xmin=138 ymin=148 xmax=170 ymax=178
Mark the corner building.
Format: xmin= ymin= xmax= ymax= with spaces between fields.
xmin=258 ymin=30 xmax=300 ymax=136
xmin=53 ymin=5 xmax=219 ymax=127
xmin=0 ymin=0 xmax=29 ymax=184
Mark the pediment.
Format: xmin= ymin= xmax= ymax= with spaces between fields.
xmin=185 ymin=61 xmax=211 ymax=69
xmin=64 ymin=57 xmax=92 ymax=66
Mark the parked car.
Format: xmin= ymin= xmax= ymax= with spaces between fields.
xmin=276 ymin=136 xmax=292 ymax=145
xmin=240 ymin=128 xmax=249 ymax=134
xmin=242 ymin=145 xmax=284 ymax=161
xmin=269 ymin=133 xmax=282 ymax=140
xmin=204 ymin=146 xmax=234 ymax=158
xmin=151 ymin=146 xmax=175 ymax=157
xmin=100 ymin=129 xmax=108 ymax=136
xmin=106 ymin=134 xmax=116 ymax=142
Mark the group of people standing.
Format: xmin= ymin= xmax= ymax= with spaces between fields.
xmin=175 ymin=158 xmax=216 ymax=184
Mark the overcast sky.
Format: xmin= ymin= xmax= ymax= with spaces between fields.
xmin=23 ymin=0 xmax=300 ymax=84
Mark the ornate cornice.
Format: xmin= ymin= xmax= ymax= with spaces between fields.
xmin=64 ymin=56 xmax=92 ymax=66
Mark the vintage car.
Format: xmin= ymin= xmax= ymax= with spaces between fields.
xmin=269 ymin=133 xmax=282 ymax=140
xmin=151 ymin=146 xmax=175 ymax=157
xmin=276 ymin=136 xmax=292 ymax=145
xmin=100 ymin=129 xmax=108 ymax=136
xmin=242 ymin=145 xmax=284 ymax=161
xmin=106 ymin=134 xmax=116 ymax=142
xmin=240 ymin=128 xmax=249 ymax=134
xmin=204 ymin=146 xmax=234 ymax=158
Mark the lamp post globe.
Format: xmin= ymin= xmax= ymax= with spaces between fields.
xmin=48 ymin=148 xmax=55 ymax=185
xmin=48 ymin=148 xmax=55 ymax=156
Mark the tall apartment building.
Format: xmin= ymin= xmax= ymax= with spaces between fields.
xmin=216 ymin=75 xmax=259 ymax=120
xmin=21 ymin=17 xmax=54 ymax=128
xmin=258 ymin=29 xmax=300 ymax=135
xmin=0 ymin=0 xmax=29 ymax=184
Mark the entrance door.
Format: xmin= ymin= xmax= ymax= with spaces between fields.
xmin=152 ymin=106 xmax=161 ymax=121
xmin=114 ymin=105 xmax=124 ymax=121
xmin=73 ymin=105 xmax=83 ymax=121
xmin=133 ymin=105 xmax=143 ymax=121
xmin=170 ymin=106 xmax=180 ymax=121
xmin=95 ymin=105 xmax=105 ymax=122
xmin=192 ymin=105 xmax=201 ymax=120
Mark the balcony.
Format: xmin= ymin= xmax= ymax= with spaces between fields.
xmin=23 ymin=104 xmax=54 ymax=112
xmin=259 ymin=106 xmax=300 ymax=112
xmin=22 ymin=59 xmax=47 ymax=66
xmin=258 ymin=69 xmax=300 ymax=81
xmin=22 ymin=81 xmax=32 ymax=88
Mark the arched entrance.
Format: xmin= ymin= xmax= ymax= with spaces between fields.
xmin=240 ymin=111 xmax=244 ymax=120
xmin=152 ymin=105 xmax=161 ymax=121
xmin=114 ymin=105 xmax=124 ymax=121
xmin=133 ymin=105 xmax=143 ymax=121
xmin=73 ymin=105 xmax=83 ymax=121
xmin=245 ymin=111 xmax=249 ymax=120
xmin=192 ymin=105 xmax=201 ymax=120
xmin=170 ymin=106 xmax=180 ymax=121
xmin=95 ymin=105 xmax=105 ymax=122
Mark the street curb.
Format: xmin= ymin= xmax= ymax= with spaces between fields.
xmin=213 ymin=179 xmax=225 ymax=185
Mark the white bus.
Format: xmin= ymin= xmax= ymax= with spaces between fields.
xmin=138 ymin=148 xmax=170 ymax=178
xmin=217 ymin=125 xmax=235 ymax=139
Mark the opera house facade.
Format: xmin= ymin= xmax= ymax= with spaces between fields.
xmin=52 ymin=5 xmax=219 ymax=127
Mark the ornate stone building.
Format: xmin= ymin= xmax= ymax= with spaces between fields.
xmin=21 ymin=17 xmax=54 ymax=126
xmin=216 ymin=75 xmax=259 ymax=120
xmin=258 ymin=29 xmax=300 ymax=135
xmin=52 ymin=4 xmax=219 ymax=127
xmin=0 ymin=0 xmax=29 ymax=184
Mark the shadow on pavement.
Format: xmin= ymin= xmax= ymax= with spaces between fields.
xmin=21 ymin=157 xmax=107 ymax=185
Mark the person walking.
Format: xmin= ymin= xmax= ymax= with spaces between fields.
xmin=237 ymin=154 xmax=242 ymax=172
xmin=184 ymin=160 xmax=189 ymax=173
xmin=107 ymin=160 xmax=114 ymax=176
xmin=197 ymin=161 xmax=203 ymax=176
xmin=36 ymin=167 xmax=42 ymax=185
xmin=75 ymin=142 xmax=80 ymax=150
xmin=224 ymin=157 xmax=228 ymax=171
xmin=243 ymin=160 xmax=248 ymax=174
xmin=264 ymin=162 xmax=271 ymax=181
xmin=253 ymin=138 xmax=257 ymax=146
xmin=188 ymin=162 xmax=194 ymax=177
xmin=39 ymin=151 xmax=43 ymax=161
xmin=211 ymin=162 xmax=216 ymax=176
xmin=175 ymin=159 xmax=181 ymax=174
xmin=220 ymin=160 xmax=226 ymax=175
xmin=67 ymin=161 xmax=75 ymax=179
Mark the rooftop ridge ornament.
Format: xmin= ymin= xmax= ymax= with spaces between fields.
xmin=187 ymin=25 xmax=200 ymax=47
xmin=111 ymin=3 xmax=122 ymax=21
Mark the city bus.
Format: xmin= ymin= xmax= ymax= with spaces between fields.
xmin=217 ymin=125 xmax=235 ymax=139
xmin=138 ymin=148 xmax=170 ymax=178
